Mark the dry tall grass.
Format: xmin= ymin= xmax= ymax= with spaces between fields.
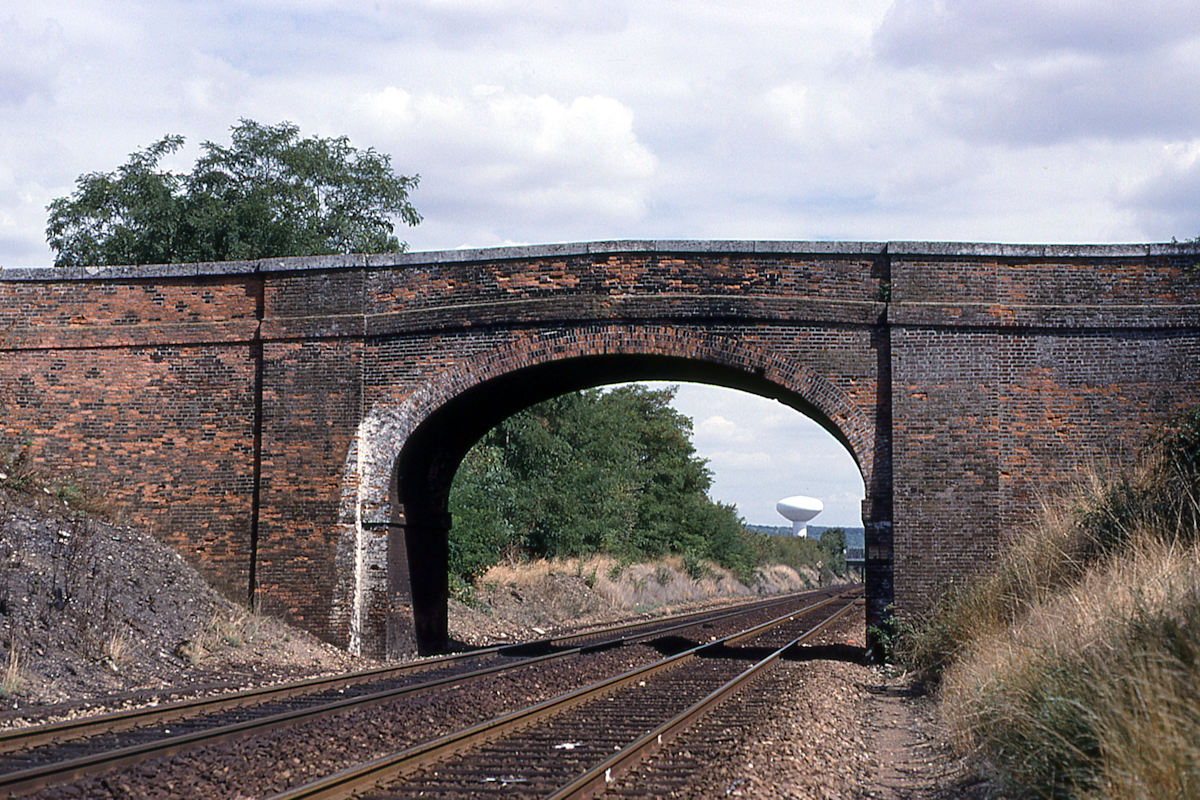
xmin=592 ymin=556 xmax=752 ymax=610
xmin=477 ymin=554 xmax=814 ymax=615
xmin=1 ymin=645 xmax=22 ymax=697
xmin=102 ymin=628 xmax=132 ymax=669
xmin=902 ymin=408 xmax=1200 ymax=798
xmin=175 ymin=606 xmax=271 ymax=665
xmin=940 ymin=534 xmax=1200 ymax=797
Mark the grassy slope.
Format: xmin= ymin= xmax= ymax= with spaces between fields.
xmin=902 ymin=410 xmax=1200 ymax=799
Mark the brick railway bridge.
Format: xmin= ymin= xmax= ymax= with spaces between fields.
xmin=2 ymin=241 xmax=1197 ymax=656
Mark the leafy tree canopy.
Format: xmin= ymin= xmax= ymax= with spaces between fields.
xmin=818 ymin=527 xmax=847 ymax=575
xmin=448 ymin=385 xmax=754 ymax=584
xmin=46 ymin=119 xmax=420 ymax=266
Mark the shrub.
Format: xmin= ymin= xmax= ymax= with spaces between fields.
xmin=0 ymin=443 xmax=39 ymax=492
xmin=682 ymin=551 xmax=710 ymax=581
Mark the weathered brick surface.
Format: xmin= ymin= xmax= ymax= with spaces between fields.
xmin=256 ymin=337 xmax=363 ymax=641
xmin=2 ymin=242 xmax=1196 ymax=654
xmin=0 ymin=276 xmax=259 ymax=601
xmin=889 ymin=251 xmax=1200 ymax=612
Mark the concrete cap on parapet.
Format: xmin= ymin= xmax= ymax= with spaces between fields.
xmin=4 ymin=239 xmax=1197 ymax=280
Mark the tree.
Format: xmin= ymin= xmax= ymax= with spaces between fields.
xmin=447 ymin=385 xmax=751 ymax=583
xmin=818 ymin=527 xmax=847 ymax=576
xmin=46 ymin=119 xmax=420 ymax=266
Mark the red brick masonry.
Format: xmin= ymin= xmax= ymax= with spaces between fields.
xmin=2 ymin=241 xmax=1197 ymax=656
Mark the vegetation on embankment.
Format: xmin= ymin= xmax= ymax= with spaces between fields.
xmin=448 ymin=553 xmax=832 ymax=647
xmin=447 ymin=385 xmax=849 ymax=597
xmin=900 ymin=408 xmax=1200 ymax=798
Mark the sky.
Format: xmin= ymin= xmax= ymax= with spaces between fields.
xmin=643 ymin=382 xmax=865 ymax=527
xmin=3 ymin=1 xmax=1198 ymax=526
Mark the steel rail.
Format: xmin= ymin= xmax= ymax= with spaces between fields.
xmin=0 ymin=589 xmax=848 ymax=797
xmin=548 ymin=596 xmax=862 ymax=799
xmin=0 ymin=586 xmax=838 ymax=754
xmin=268 ymin=591 xmax=856 ymax=800
xmin=0 ymin=657 xmax=450 ymax=755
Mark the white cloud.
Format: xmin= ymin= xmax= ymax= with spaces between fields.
xmin=706 ymin=450 xmax=775 ymax=470
xmin=872 ymin=1 xmax=1200 ymax=146
xmin=874 ymin=1 xmax=1199 ymax=67
xmin=1124 ymin=139 xmax=1200 ymax=237
xmin=924 ymin=52 xmax=1200 ymax=146
xmin=0 ymin=14 xmax=67 ymax=106
xmin=349 ymin=85 xmax=657 ymax=248
xmin=694 ymin=415 xmax=753 ymax=447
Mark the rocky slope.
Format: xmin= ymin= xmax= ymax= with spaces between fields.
xmin=0 ymin=484 xmax=364 ymax=714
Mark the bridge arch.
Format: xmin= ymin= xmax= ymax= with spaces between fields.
xmin=6 ymin=241 xmax=1193 ymax=659
xmin=340 ymin=323 xmax=887 ymax=655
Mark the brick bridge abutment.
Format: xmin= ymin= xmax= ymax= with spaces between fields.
xmin=2 ymin=241 xmax=1197 ymax=656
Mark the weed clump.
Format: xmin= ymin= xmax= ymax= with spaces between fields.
xmin=1 ymin=646 xmax=23 ymax=697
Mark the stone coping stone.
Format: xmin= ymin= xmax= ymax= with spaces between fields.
xmin=3 ymin=240 xmax=1197 ymax=280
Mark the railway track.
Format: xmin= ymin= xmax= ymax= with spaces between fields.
xmin=0 ymin=585 xmax=860 ymax=798
xmin=0 ymin=587 xmax=816 ymax=754
xmin=276 ymin=590 xmax=861 ymax=799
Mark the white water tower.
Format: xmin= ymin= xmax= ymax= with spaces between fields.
xmin=776 ymin=495 xmax=823 ymax=537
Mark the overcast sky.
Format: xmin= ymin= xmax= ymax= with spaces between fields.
xmin=644 ymin=383 xmax=865 ymax=527
xmin=3 ymin=1 xmax=1197 ymax=526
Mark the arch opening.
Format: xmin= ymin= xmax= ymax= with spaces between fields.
xmin=644 ymin=380 xmax=867 ymax=535
xmin=374 ymin=349 xmax=888 ymax=656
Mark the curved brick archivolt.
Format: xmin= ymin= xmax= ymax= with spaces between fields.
xmin=352 ymin=323 xmax=873 ymax=524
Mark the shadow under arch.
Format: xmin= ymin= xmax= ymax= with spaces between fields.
xmin=348 ymin=326 xmax=890 ymax=656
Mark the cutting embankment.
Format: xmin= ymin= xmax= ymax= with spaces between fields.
xmin=902 ymin=408 xmax=1200 ymax=799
